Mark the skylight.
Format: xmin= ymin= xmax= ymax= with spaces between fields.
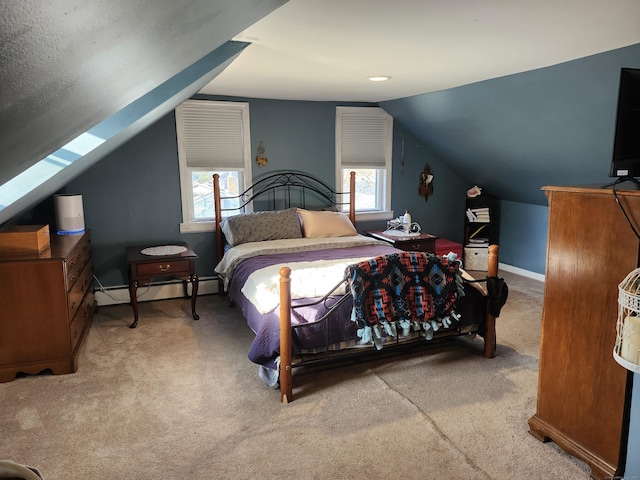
xmin=0 ymin=132 xmax=106 ymax=210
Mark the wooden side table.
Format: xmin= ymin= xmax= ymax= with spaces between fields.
xmin=366 ymin=230 xmax=438 ymax=253
xmin=126 ymin=243 xmax=199 ymax=328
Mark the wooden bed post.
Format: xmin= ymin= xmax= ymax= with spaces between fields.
xmin=348 ymin=171 xmax=356 ymax=225
xmin=213 ymin=174 xmax=224 ymax=294
xmin=484 ymin=244 xmax=499 ymax=358
xmin=279 ymin=267 xmax=293 ymax=403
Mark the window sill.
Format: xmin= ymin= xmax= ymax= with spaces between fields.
xmin=355 ymin=210 xmax=394 ymax=222
xmin=179 ymin=221 xmax=215 ymax=233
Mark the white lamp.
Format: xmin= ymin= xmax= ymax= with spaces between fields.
xmin=614 ymin=268 xmax=640 ymax=373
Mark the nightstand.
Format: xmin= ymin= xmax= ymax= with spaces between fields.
xmin=126 ymin=243 xmax=199 ymax=328
xmin=366 ymin=230 xmax=438 ymax=253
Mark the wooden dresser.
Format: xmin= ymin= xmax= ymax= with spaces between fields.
xmin=0 ymin=231 xmax=94 ymax=382
xmin=528 ymin=186 xmax=636 ymax=480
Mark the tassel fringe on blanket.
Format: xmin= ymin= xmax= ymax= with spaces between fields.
xmin=346 ymin=251 xmax=465 ymax=350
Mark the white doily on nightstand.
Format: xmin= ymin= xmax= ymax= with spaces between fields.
xmin=140 ymin=245 xmax=187 ymax=256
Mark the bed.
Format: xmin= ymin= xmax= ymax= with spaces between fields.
xmin=213 ymin=171 xmax=505 ymax=403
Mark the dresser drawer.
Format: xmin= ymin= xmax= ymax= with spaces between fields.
xmin=69 ymin=289 xmax=95 ymax=354
xmin=136 ymin=259 xmax=191 ymax=277
xmin=65 ymin=235 xmax=91 ymax=291
xmin=67 ymin=260 xmax=93 ymax=321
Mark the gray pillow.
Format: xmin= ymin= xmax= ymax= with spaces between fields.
xmin=221 ymin=208 xmax=302 ymax=247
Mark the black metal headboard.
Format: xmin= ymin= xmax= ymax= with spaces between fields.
xmin=213 ymin=170 xmax=356 ymax=263
xmin=218 ymin=171 xmax=350 ymax=214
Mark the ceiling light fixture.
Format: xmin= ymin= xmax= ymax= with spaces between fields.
xmin=367 ymin=76 xmax=391 ymax=82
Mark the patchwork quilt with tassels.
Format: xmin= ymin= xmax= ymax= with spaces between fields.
xmin=346 ymin=251 xmax=465 ymax=349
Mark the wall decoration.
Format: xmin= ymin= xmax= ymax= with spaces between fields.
xmin=256 ymin=141 xmax=268 ymax=166
xmin=419 ymin=163 xmax=434 ymax=201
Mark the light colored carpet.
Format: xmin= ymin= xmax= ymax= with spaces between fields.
xmin=0 ymin=272 xmax=592 ymax=479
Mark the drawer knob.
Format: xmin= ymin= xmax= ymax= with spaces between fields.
xmin=159 ymin=265 xmax=171 ymax=272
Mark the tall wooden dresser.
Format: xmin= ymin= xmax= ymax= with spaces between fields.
xmin=0 ymin=231 xmax=94 ymax=382
xmin=528 ymin=186 xmax=636 ymax=480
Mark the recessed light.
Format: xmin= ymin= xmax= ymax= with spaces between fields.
xmin=367 ymin=76 xmax=391 ymax=82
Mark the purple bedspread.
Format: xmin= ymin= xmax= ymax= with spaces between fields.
xmin=228 ymin=244 xmax=398 ymax=368
xmin=228 ymin=244 xmax=488 ymax=369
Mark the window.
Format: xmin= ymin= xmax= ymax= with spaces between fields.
xmin=175 ymin=100 xmax=252 ymax=233
xmin=335 ymin=106 xmax=393 ymax=221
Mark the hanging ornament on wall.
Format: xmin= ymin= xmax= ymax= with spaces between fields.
xmin=419 ymin=163 xmax=434 ymax=201
xmin=256 ymin=141 xmax=268 ymax=166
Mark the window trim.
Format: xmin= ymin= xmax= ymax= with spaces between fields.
xmin=335 ymin=106 xmax=393 ymax=221
xmin=175 ymin=100 xmax=252 ymax=233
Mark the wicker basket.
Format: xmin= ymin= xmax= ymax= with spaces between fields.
xmin=613 ymin=268 xmax=640 ymax=374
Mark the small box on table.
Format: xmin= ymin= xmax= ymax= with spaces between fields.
xmin=0 ymin=225 xmax=51 ymax=256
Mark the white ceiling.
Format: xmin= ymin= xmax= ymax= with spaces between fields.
xmin=200 ymin=0 xmax=640 ymax=102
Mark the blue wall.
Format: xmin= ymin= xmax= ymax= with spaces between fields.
xmin=381 ymin=44 xmax=640 ymax=207
xmin=381 ymin=43 xmax=640 ymax=275
xmin=61 ymin=97 xmax=469 ymax=287
xmin=499 ymin=201 xmax=548 ymax=274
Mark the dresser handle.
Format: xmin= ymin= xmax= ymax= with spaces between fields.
xmin=71 ymin=300 xmax=76 ymax=309
xmin=159 ymin=265 xmax=171 ymax=272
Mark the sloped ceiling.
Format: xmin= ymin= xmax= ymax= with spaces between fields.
xmin=197 ymin=0 xmax=640 ymax=205
xmin=203 ymin=0 xmax=640 ymax=102
xmin=380 ymin=43 xmax=640 ymax=205
xmin=0 ymin=0 xmax=287 ymax=190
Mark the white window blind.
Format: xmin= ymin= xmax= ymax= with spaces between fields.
xmin=175 ymin=99 xmax=251 ymax=233
xmin=339 ymin=108 xmax=391 ymax=168
xmin=177 ymin=100 xmax=245 ymax=169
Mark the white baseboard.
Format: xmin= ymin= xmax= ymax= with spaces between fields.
xmin=499 ymin=263 xmax=545 ymax=282
xmin=94 ymin=276 xmax=220 ymax=306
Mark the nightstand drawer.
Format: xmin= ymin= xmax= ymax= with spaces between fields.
xmin=401 ymin=238 xmax=436 ymax=252
xmin=136 ymin=259 xmax=191 ymax=277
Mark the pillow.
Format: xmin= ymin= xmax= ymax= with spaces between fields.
xmin=297 ymin=208 xmax=357 ymax=238
xmin=221 ymin=208 xmax=302 ymax=247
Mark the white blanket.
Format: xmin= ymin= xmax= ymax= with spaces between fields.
xmin=214 ymin=235 xmax=388 ymax=290
xmin=241 ymin=256 xmax=373 ymax=314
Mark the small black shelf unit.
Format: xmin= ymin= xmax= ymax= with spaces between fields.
xmin=464 ymin=194 xmax=500 ymax=258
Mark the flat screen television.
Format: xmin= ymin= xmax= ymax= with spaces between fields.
xmin=609 ymin=68 xmax=640 ymax=180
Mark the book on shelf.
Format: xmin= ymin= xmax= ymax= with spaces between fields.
xmin=465 ymin=208 xmax=490 ymax=223
xmin=468 ymin=224 xmax=488 ymax=239
xmin=470 ymin=207 xmax=490 ymax=214
xmin=467 ymin=237 xmax=489 ymax=248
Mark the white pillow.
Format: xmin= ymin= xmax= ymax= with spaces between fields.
xmin=297 ymin=208 xmax=357 ymax=238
